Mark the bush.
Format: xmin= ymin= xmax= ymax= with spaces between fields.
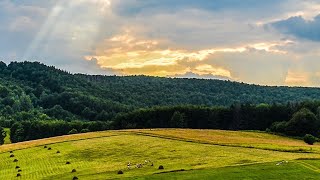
xmin=68 ymin=129 xmax=78 ymax=135
xmin=285 ymin=108 xmax=320 ymax=136
xmin=270 ymin=121 xmax=286 ymax=133
xmin=158 ymin=165 xmax=164 ymax=170
xmin=72 ymin=169 xmax=77 ymax=173
xmin=265 ymin=128 xmax=271 ymax=133
xmin=304 ymin=134 xmax=317 ymax=145
xmin=117 ymin=170 xmax=124 ymax=174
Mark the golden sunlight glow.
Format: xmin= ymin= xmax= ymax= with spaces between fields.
xmin=249 ymin=40 xmax=293 ymax=54
xmin=194 ymin=64 xmax=232 ymax=77
xmin=85 ymin=31 xmax=290 ymax=78
xmin=285 ymin=70 xmax=310 ymax=86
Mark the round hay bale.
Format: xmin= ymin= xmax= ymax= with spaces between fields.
xmin=117 ymin=170 xmax=124 ymax=174
xmin=16 ymin=173 xmax=21 ymax=177
xmin=72 ymin=169 xmax=77 ymax=173
xmin=13 ymin=159 xmax=18 ymax=162
xmin=73 ymin=176 xmax=79 ymax=180
xmin=10 ymin=154 xmax=14 ymax=158
xmin=158 ymin=165 xmax=164 ymax=170
xmin=15 ymin=166 xmax=20 ymax=169
xmin=136 ymin=164 xmax=143 ymax=168
xmin=66 ymin=161 xmax=71 ymax=165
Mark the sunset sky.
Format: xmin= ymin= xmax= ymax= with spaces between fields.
xmin=1 ymin=0 xmax=320 ymax=86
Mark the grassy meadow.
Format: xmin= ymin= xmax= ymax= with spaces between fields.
xmin=0 ymin=129 xmax=320 ymax=179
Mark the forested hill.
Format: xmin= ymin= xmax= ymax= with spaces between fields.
xmin=77 ymin=74 xmax=320 ymax=107
xmin=1 ymin=61 xmax=320 ymax=123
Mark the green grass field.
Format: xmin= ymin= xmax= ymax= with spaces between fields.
xmin=1 ymin=129 xmax=320 ymax=179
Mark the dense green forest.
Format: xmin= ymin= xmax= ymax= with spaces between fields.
xmin=1 ymin=61 xmax=320 ymax=143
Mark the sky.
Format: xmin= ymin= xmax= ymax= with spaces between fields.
xmin=1 ymin=0 xmax=320 ymax=86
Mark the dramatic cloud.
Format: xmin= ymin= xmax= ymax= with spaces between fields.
xmin=85 ymin=30 xmax=293 ymax=79
xmin=2 ymin=0 xmax=320 ymax=86
xmin=271 ymin=15 xmax=320 ymax=41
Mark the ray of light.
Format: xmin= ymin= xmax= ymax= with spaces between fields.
xmin=22 ymin=0 xmax=112 ymax=61
xmin=22 ymin=0 xmax=66 ymax=60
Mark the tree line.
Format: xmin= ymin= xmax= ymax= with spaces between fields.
xmin=5 ymin=101 xmax=320 ymax=143
xmin=112 ymin=101 xmax=320 ymax=137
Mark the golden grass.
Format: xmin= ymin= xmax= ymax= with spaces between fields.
xmin=125 ymin=129 xmax=320 ymax=152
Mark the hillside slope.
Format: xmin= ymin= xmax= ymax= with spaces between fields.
xmin=0 ymin=129 xmax=320 ymax=179
xmin=1 ymin=61 xmax=320 ymax=123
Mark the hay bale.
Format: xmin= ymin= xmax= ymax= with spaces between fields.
xmin=117 ymin=170 xmax=124 ymax=174
xmin=66 ymin=161 xmax=71 ymax=164
xmin=13 ymin=159 xmax=18 ymax=162
xmin=16 ymin=173 xmax=21 ymax=177
xmin=73 ymin=176 xmax=79 ymax=180
xmin=72 ymin=169 xmax=77 ymax=173
xmin=158 ymin=165 xmax=164 ymax=170
xmin=15 ymin=166 xmax=20 ymax=169
xmin=10 ymin=154 xmax=14 ymax=158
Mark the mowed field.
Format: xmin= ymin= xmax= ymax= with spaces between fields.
xmin=1 ymin=129 xmax=320 ymax=179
